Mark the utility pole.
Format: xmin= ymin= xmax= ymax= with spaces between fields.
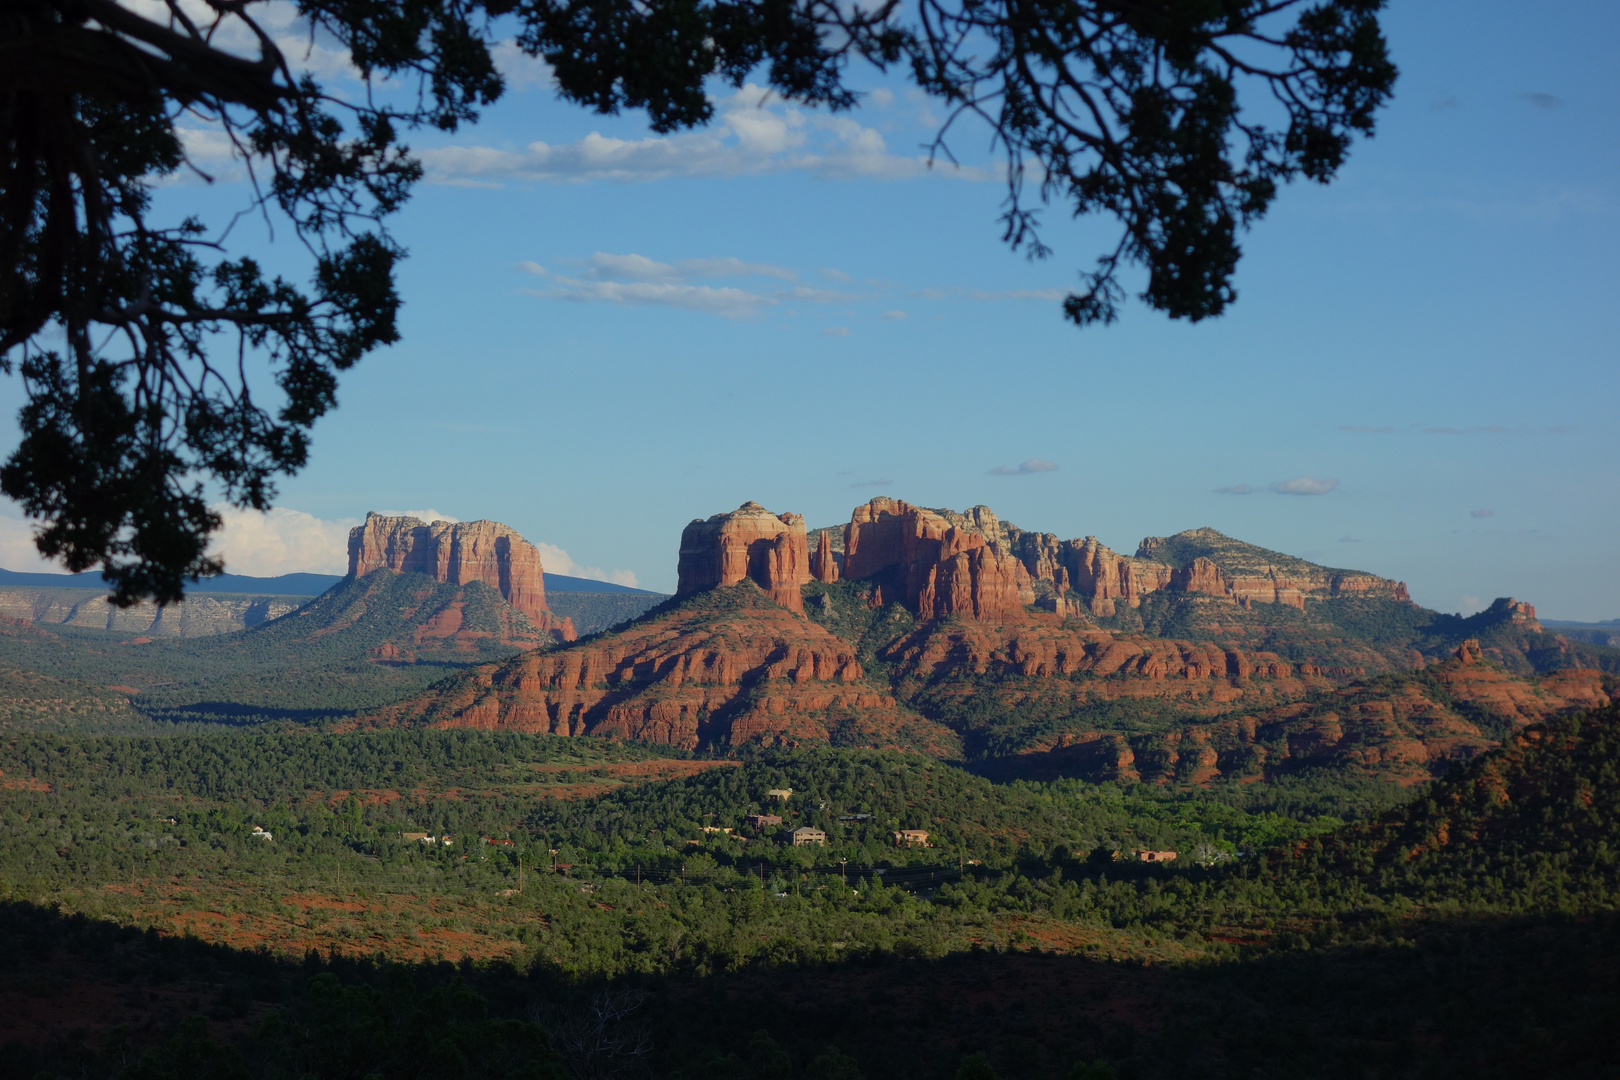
xmin=840 ymin=858 xmax=848 ymax=893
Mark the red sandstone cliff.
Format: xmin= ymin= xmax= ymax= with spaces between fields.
xmin=347 ymin=513 xmax=575 ymax=642
xmin=365 ymin=585 xmax=957 ymax=754
xmin=842 ymin=498 xmax=1034 ymax=622
xmin=811 ymin=529 xmax=840 ymax=584
xmin=1002 ymin=525 xmax=1409 ymax=615
xmin=991 ymin=641 xmax=1610 ymax=786
xmin=677 ymin=502 xmax=811 ymax=612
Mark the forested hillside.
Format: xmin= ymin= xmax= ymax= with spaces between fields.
xmin=3 ymin=704 xmax=1618 ymax=1078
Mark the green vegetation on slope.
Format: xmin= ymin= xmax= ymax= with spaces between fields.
xmin=545 ymin=591 xmax=666 ymax=637
xmin=1134 ymin=526 xmax=1365 ymax=578
xmin=2 ymin=705 xmax=1619 ymax=1078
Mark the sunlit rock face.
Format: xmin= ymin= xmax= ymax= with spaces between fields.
xmin=348 ymin=513 xmax=574 ymax=641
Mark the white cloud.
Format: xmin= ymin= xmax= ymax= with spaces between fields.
xmin=1270 ymin=477 xmax=1339 ymax=496
xmin=677 ymin=257 xmax=797 ymax=281
xmin=579 ymin=252 xmax=796 ymax=284
xmin=882 ymin=310 xmax=908 ymax=320
xmin=491 ymin=39 xmax=553 ymax=90
xmin=822 ymin=327 xmax=851 ymax=337
xmin=989 ymin=459 xmax=1058 ymax=476
xmin=909 ymin=286 xmax=1068 ymax=302
xmin=868 ymin=88 xmax=895 ymax=109
xmin=418 ymin=84 xmax=988 ymax=186
xmin=0 ymin=504 xmax=361 ymax=578
xmin=536 ymin=279 xmax=777 ymax=320
xmin=376 ymin=508 xmax=460 ymax=524
xmin=821 ymin=267 xmax=853 ymax=282
xmin=529 ymin=252 xmax=860 ymax=320
xmin=517 ymin=261 xmax=547 ymax=276
xmin=784 ymin=285 xmax=861 ymax=303
xmin=211 ymin=505 xmax=360 ymax=576
xmin=0 ymin=514 xmax=59 ymax=573
xmin=535 ymin=543 xmax=639 ymax=588
xmin=126 ymin=1 xmax=362 ymax=81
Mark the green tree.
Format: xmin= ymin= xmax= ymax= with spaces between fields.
xmin=955 ymin=1052 xmax=1001 ymax=1080
xmin=1070 ymin=1062 xmax=1116 ymax=1080
xmin=2 ymin=0 xmax=1394 ymax=601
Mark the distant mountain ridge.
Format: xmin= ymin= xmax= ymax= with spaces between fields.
xmin=0 ymin=566 xmax=659 ymax=595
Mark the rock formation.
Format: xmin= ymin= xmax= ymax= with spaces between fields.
xmin=1480 ymin=597 xmax=1542 ymax=632
xmin=811 ymin=529 xmax=840 ymax=584
xmin=677 ymin=502 xmax=811 ymax=612
xmin=347 ymin=513 xmax=574 ymax=642
xmin=986 ymin=652 xmax=1610 ymax=787
xmin=368 ymin=586 xmax=957 ymax=754
xmin=841 ymin=498 xmax=1034 ymax=622
xmin=0 ymin=588 xmax=301 ymax=637
xmin=1001 ymin=525 xmax=1409 ymax=615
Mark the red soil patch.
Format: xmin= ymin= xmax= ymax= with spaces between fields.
xmin=93 ymin=880 xmax=532 ymax=965
xmin=0 ymin=771 xmax=50 ymax=792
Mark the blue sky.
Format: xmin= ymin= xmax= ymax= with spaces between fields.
xmin=1 ymin=0 xmax=1616 ymax=617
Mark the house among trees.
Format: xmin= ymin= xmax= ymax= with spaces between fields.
xmin=791 ymin=826 xmax=827 ymax=846
xmin=747 ymin=814 xmax=783 ymax=828
xmin=766 ymin=788 xmax=793 ymax=801
xmin=892 ymin=829 xmax=930 ymax=847
xmin=1134 ymin=849 xmax=1178 ymax=863
xmin=250 ymin=825 xmax=273 ymax=842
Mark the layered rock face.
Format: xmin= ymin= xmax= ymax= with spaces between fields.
xmin=1002 ymin=525 xmax=1409 ymax=616
xmin=0 ymin=588 xmax=300 ymax=637
xmin=347 ymin=514 xmax=574 ymax=642
xmin=991 ymin=643 xmax=1610 ymax=787
xmin=841 ymin=498 xmax=1034 ymax=622
xmin=882 ymin=614 xmax=1317 ymax=708
xmin=677 ymin=502 xmax=811 ymax=613
xmin=369 ymin=586 xmax=957 ymax=754
xmin=1480 ymin=597 xmax=1542 ymax=632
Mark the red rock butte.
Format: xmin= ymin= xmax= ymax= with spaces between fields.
xmin=841 ymin=497 xmax=1034 ymax=621
xmin=677 ymin=502 xmax=811 ymax=612
xmin=347 ymin=513 xmax=575 ymax=641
